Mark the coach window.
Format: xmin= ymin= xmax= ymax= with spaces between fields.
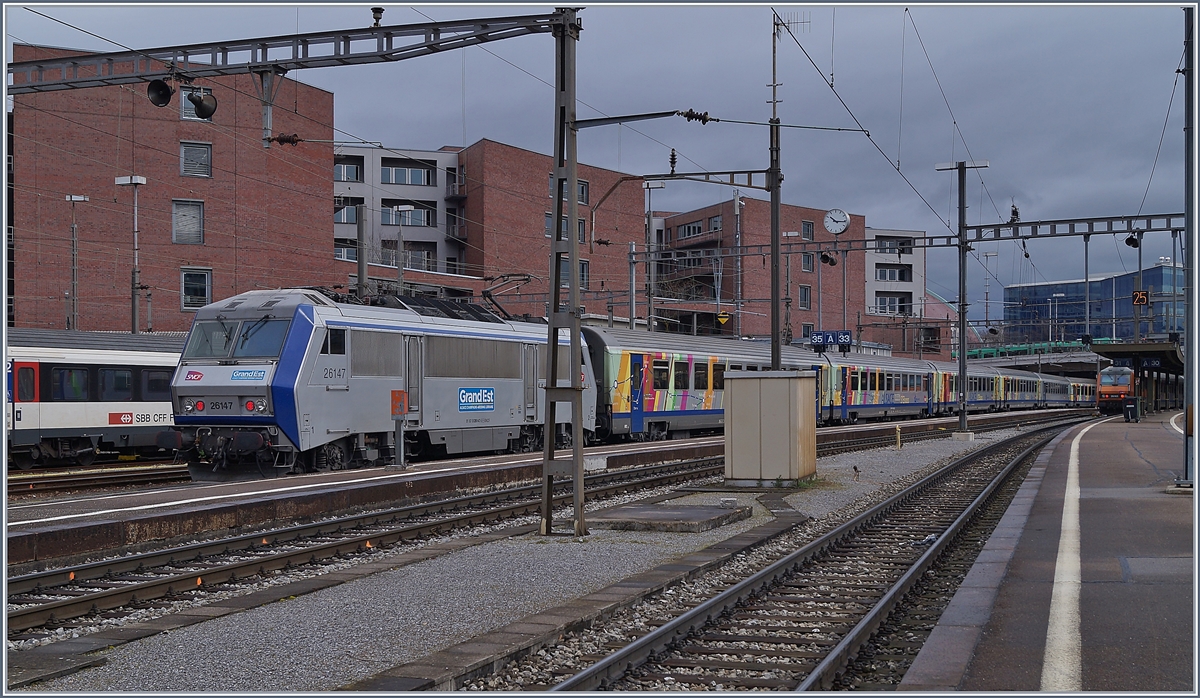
xmin=100 ymin=369 xmax=133 ymax=401
xmin=673 ymin=362 xmax=689 ymax=390
xmin=51 ymin=368 xmax=88 ymax=401
xmin=321 ymin=328 xmax=347 ymax=355
xmin=694 ymin=362 xmax=709 ymax=390
xmin=142 ymin=370 xmax=173 ymax=401
xmin=17 ymin=367 xmax=35 ymax=401
xmin=849 ymin=371 xmax=859 ymax=391
xmin=712 ymin=364 xmax=725 ymax=390
xmin=652 ymin=361 xmax=670 ymax=390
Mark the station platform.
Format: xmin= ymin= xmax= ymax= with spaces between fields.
xmin=901 ymin=410 xmax=1193 ymax=692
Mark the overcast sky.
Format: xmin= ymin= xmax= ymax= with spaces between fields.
xmin=5 ymin=3 xmax=1189 ymax=322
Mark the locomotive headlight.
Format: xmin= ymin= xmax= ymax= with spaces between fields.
xmin=183 ymin=398 xmax=195 ymax=412
xmin=255 ymin=399 xmax=267 ymax=413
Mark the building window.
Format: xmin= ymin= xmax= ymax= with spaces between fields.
xmin=334 ymin=163 xmax=362 ymax=182
xmin=380 ymin=200 xmax=434 ymax=226
xmin=381 ymin=165 xmax=432 ymax=186
xmin=180 ymin=87 xmax=213 ymax=121
xmin=801 ymin=323 xmax=814 ymax=338
xmin=875 ymin=293 xmax=913 ymax=315
xmin=334 ymin=197 xmax=364 ymax=224
xmin=548 ymin=173 xmax=590 ymax=204
xmin=180 ymin=142 xmax=211 ymax=177
xmin=708 ymin=214 xmax=722 ymax=232
xmin=802 ymin=221 xmax=814 ymax=240
xmin=802 ymin=253 xmax=814 ymax=272
xmin=875 ymin=236 xmax=914 ymax=255
xmin=558 ymin=259 xmax=590 ymax=289
xmin=172 ymin=200 xmax=204 ymax=244
xmin=334 ymin=238 xmax=358 ymax=261
xmin=181 ymin=268 xmax=212 ymax=310
xmin=797 ymin=285 xmax=811 ymax=310
xmin=678 ymin=221 xmax=704 ymax=239
xmin=547 ymin=215 xmax=585 ymax=242
xmin=875 ymin=264 xmax=913 ymax=282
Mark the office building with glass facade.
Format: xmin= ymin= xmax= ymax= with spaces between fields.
xmin=1003 ymin=261 xmax=1184 ymax=343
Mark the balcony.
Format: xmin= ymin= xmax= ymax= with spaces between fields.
xmin=445 ymin=174 xmax=466 ymax=200
xmin=445 ymin=222 xmax=466 ymax=242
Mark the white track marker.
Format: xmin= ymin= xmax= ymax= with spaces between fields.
xmin=1040 ymin=420 xmax=1105 ymax=690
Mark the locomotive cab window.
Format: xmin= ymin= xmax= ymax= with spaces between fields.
xmin=185 ymin=321 xmax=237 ymax=358
xmin=100 ymin=369 xmax=133 ymax=401
xmin=232 ymin=318 xmax=291 ymax=358
xmin=51 ymin=368 xmax=89 ymax=401
xmin=321 ymin=328 xmax=346 ymax=355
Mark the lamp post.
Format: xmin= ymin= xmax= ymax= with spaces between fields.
xmin=65 ymin=195 xmax=88 ymax=330
xmin=393 ymin=204 xmax=414 ymax=296
xmin=115 ymin=176 xmax=146 ymax=334
xmin=644 ymin=181 xmax=664 ymax=333
xmin=982 ymin=251 xmax=997 ymax=336
xmin=1051 ymin=292 xmax=1065 ymax=342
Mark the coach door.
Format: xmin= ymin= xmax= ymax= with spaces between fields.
xmin=7 ymin=361 xmax=39 ymax=434
xmin=629 ymin=354 xmax=645 ymax=433
xmin=405 ymin=336 xmax=422 ymax=426
xmin=523 ymin=344 xmax=537 ymax=421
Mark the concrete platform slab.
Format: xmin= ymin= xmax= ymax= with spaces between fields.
xmin=587 ymin=504 xmax=752 ymax=532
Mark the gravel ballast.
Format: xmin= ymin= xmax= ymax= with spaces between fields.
xmin=20 ymin=429 xmax=1018 ymax=692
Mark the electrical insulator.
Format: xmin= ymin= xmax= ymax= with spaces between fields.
xmin=669 ymin=148 xmax=677 ymax=175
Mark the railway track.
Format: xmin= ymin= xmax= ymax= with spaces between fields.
xmin=546 ymin=423 xmax=1074 ymax=691
xmin=6 ymin=410 xmax=1086 ymax=495
xmin=6 ymin=457 xmax=721 ymax=636
xmin=6 ymin=463 xmax=190 ymax=494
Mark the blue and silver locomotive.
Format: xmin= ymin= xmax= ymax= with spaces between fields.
xmin=158 ymin=289 xmax=595 ymax=478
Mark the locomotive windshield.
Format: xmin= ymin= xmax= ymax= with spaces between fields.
xmin=1100 ymin=371 xmax=1131 ymax=387
xmin=184 ymin=319 xmax=291 ymax=359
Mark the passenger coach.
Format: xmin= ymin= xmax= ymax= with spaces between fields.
xmin=6 ymin=329 xmax=183 ymax=468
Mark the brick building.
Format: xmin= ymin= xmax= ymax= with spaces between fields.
xmin=9 ymin=44 xmax=338 ymax=332
xmin=655 ymin=197 xmax=868 ymax=340
xmin=8 ymin=43 xmax=940 ymax=349
xmin=339 ymin=139 xmax=648 ymax=321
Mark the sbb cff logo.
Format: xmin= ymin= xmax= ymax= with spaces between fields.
xmin=185 ymin=371 xmax=204 ymax=381
xmin=109 ymin=412 xmax=134 ymax=425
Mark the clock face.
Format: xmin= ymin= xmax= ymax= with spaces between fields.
xmin=824 ymin=209 xmax=849 ymax=235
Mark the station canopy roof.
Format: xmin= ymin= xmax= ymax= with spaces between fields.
xmin=1088 ymin=342 xmax=1185 ymax=375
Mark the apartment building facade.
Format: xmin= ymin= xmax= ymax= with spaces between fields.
xmin=8 ymin=44 xmax=338 ymax=332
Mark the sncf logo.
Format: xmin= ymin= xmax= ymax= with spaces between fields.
xmin=184 ymin=371 xmax=204 ymax=381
